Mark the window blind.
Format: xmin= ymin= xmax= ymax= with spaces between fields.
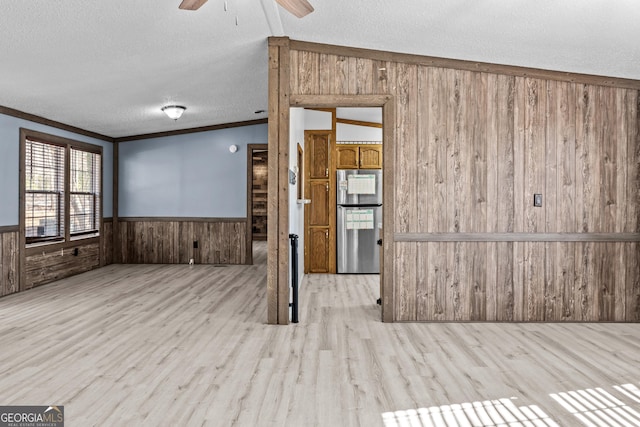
xmin=25 ymin=139 xmax=65 ymax=242
xmin=70 ymin=148 xmax=101 ymax=235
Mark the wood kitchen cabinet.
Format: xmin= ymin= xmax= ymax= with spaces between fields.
xmin=308 ymin=181 xmax=329 ymax=226
xmin=304 ymin=130 xmax=333 ymax=274
xmin=308 ymin=133 xmax=330 ymax=178
xmin=336 ymin=144 xmax=382 ymax=169
xmin=307 ymin=228 xmax=330 ymax=273
xmin=359 ymin=145 xmax=383 ymax=169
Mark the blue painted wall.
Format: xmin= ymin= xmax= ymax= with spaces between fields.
xmin=118 ymin=124 xmax=268 ymax=218
xmin=0 ymin=113 xmax=113 ymax=226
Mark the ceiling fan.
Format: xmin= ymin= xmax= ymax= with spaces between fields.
xmin=178 ymin=0 xmax=314 ymax=18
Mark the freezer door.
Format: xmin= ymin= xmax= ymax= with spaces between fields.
xmin=336 ymin=169 xmax=383 ymax=206
xmin=337 ymin=205 xmax=382 ymax=274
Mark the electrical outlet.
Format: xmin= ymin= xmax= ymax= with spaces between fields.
xmin=534 ymin=194 xmax=543 ymax=207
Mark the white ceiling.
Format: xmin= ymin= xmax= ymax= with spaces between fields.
xmin=1 ymin=0 xmax=638 ymax=139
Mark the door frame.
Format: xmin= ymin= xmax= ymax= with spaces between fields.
xmin=246 ymin=144 xmax=268 ymax=265
xmin=268 ymin=94 xmax=395 ymax=324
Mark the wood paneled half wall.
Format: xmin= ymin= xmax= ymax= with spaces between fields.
xmin=115 ymin=218 xmax=248 ymax=265
xmin=268 ymin=37 xmax=640 ymax=323
xmin=0 ymin=226 xmax=19 ymax=297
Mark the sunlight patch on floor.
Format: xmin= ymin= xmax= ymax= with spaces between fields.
xmin=382 ymin=383 xmax=640 ymax=427
xmin=382 ymin=398 xmax=558 ymax=427
xmin=550 ymin=384 xmax=640 ymax=427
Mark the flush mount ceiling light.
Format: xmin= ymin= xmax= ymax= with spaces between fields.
xmin=161 ymin=105 xmax=186 ymax=120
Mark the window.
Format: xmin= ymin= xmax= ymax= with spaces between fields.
xmin=25 ymin=141 xmax=65 ymax=243
xmin=70 ymin=148 xmax=101 ymax=236
xmin=21 ymin=129 xmax=102 ymax=245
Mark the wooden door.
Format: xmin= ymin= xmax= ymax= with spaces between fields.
xmin=359 ymin=145 xmax=383 ymax=169
xmin=336 ymin=145 xmax=359 ymax=169
xmin=304 ymin=130 xmax=333 ymax=274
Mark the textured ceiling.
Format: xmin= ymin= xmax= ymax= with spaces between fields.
xmin=1 ymin=0 xmax=638 ymax=138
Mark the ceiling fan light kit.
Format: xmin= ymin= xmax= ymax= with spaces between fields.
xmin=162 ymin=105 xmax=187 ymax=120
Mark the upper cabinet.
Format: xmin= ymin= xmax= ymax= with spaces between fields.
xmin=359 ymin=145 xmax=383 ymax=169
xmin=336 ymin=144 xmax=382 ymax=169
xmin=308 ymin=133 xmax=330 ymax=178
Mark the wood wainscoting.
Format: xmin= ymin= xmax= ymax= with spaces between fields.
xmin=0 ymin=226 xmax=19 ymax=297
xmin=116 ymin=217 xmax=248 ymax=265
xmin=24 ymin=239 xmax=101 ymax=290
xmin=102 ymin=218 xmax=113 ymax=266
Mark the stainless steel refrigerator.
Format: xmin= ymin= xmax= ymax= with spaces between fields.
xmin=336 ymin=169 xmax=382 ymax=274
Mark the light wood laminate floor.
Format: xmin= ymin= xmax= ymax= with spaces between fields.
xmin=0 ymin=242 xmax=639 ymax=426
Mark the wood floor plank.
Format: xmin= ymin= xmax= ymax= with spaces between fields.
xmin=0 ymin=242 xmax=638 ymax=426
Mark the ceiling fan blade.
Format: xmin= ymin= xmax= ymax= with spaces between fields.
xmin=275 ymin=0 xmax=314 ymax=18
xmin=179 ymin=0 xmax=208 ymax=10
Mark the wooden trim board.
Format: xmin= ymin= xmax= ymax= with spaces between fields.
xmin=395 ymin=232 xmax=640 ymax=242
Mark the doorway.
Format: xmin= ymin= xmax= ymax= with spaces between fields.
xmin=246 ymin=144 xmax=268 ymax=265
xmin=268 ymin=95 xmax=395 ymax=324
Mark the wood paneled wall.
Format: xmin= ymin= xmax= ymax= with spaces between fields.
xmin=24 ymin=240 xmax=101 ymax=289
xmin=0 ymin=228 xmax=19 ymax=297
xmin=274 ymin=38 xmax=640 ymax=322
xmin=102 ymin=218 xmax=113 ymax=266
xmin=116 ymin=218 xmax=248 ymax=265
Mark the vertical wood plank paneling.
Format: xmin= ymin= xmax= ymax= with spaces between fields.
xmin=612 ymin=89 xmax=628 ymax=320
xmin=544 ymin=81 xmax=560 ymax=320
xmin=0 ymin=231 xmax=19 ymax=296
xmin=355 ymin=58 xmax=373 ymax=94
xmin=629 ymin=91 xmax=640 ymax=234
xmin=577 ymin=84 xmax=599 ymax=320
xmin=512 ymin=77 xmax=526 ymax=320
xmin=555 ymin=82 xmax=577 ymax=320
xmin=116 ymin=219 xmax=247 ymax=265
xmin=102 ymin=220 xmax=113 ymax=266
xmin=600 ymin=86 xmax=617 ymax=232
xmin=298 ymin=51 xmax=319 ymax=95
xmin=627 ymin=91 xmax=640 ymax=320
xmin=524 ymin=78 xmax=546 ymax=321
xmin=394 ymin=62 xmax=418 ymax=321
xmin=495 ymin=75 xmax=516 ymax=321
xmin=372 ymin=60 xmax=390 ymax=95
xmin=424 ymin=67 xmax=448 ymax=321
xmin=598 ymin=242 xmax=615 ymax=321
xmin=598 ymin=87 xmax=617 ymax=320
xmin=468 ymin=72 xmax=487 ymax=319
xmin=416 ymin=66 xmax=430 ymax=319
xmin=289 ymin=50 xmax=300 ymax=95
xmin=334 ymin=56 xmax=349 ymax=94
xmin=627 ymin=243 xmax=640 ymax=321
xmin=347 ymin=57 xmax=358 ymax=94
xmin=287 ymin=43 xmax=640 ymax=322
xmin=485 ymin=73 xmax=499 ymax=320
xmin=318 ymin=53 xmax=332 ymax=95
xmin=446 ymin=70 xmax=464 ymax=320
